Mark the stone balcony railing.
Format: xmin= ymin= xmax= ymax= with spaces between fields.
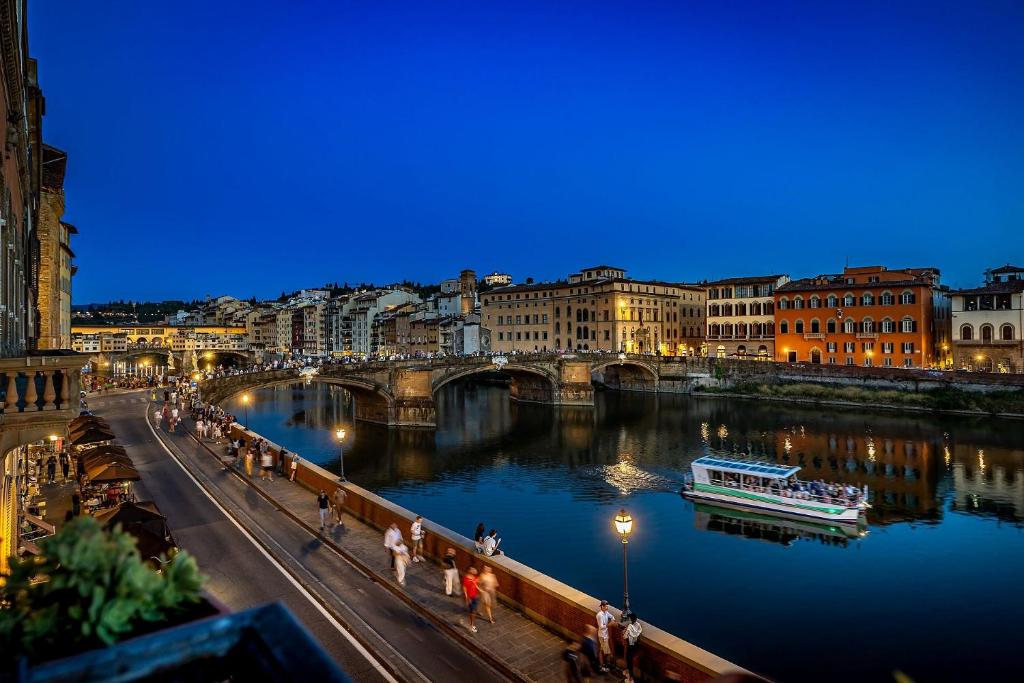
xmin=0 ymin=353 xmax=88 ymax=417
xmin=802 ymin=333 xmax=825 ymax=340
xmin=856 ymin=332 xmax=879 ymax=339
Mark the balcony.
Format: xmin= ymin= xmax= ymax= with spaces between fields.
xmin=0 ymin=353 xmax=89 ymax=438
xmin=856 ymin=332 xmax=879 ymax=339
xmin=802 ymin=333 xmax=825 ymax=340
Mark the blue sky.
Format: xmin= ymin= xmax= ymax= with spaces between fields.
xmin=30 ymin=0 xmax=1024 ymax=302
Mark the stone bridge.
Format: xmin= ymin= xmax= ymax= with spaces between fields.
xmin=199 ymin=353 xmax=673 ymax=428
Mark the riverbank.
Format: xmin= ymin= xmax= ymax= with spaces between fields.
xmin=692 ymin=382 xmax=1024 ymax=418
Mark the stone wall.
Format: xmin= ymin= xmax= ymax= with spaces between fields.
xmin=227 ymin=423 xmax=747 ymax=682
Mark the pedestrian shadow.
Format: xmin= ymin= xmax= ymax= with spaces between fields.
xmin=301 ymin=535 xmax=324 ymax=557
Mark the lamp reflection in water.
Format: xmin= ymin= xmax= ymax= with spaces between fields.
xmin=336 ymin=427 xmax=348 ymax=482
xmin=614 ymin=508 xmax=634 ymax=619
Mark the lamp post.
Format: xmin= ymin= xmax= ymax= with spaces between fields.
xmin=614 ymin=508 xmax=634 ymax=619
xmin=335 ymin=427 xmax=347 ymax=481
xmin=241 ymin=393 xmax=250 ymax=429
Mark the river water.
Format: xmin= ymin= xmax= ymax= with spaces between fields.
xmin=224 ymin=382 xmax=1024 ymax=682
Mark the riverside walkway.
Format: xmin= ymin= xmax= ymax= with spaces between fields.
xmin=145 ymin=404 xmax=570 ymax=680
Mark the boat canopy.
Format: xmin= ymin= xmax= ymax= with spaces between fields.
xmin=692 ymin=456 xmax=800 ymax=480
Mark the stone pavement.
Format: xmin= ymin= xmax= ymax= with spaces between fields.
xmin=177 ymin=422 xmax=576 ymax=682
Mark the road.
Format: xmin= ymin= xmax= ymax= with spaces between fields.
xmin=90 ymin=391 xmax=510 ymax=683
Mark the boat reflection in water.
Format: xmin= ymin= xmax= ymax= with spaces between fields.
xmin=691 ymin=501 xmax=868 ymax=548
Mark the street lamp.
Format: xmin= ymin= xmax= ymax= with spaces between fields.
xmin=335 ymin=428 xmax=348 ymax=481
xmin=241 ymin=393 xmax=250 ymax=429
xmin=614 ymin=508 xmax=634 ymax=619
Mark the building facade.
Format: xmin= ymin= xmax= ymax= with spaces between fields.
xmin=775 ymin=265 xmax=951 ymax=368
xmin=705 ymin=275 xmax=788 ymax=359
xmin=36 ymin=144 xmax=75 ymax=350
xmin=951 ymin=265 xmax=1024 ymax=373
xmin=481 ymin=266 xmax=705 ymax=354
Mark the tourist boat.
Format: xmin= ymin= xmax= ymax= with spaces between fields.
xmin=682 ymin=455 xmax=868 ymax=524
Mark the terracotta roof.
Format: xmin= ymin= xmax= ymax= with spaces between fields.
xmin=777 ymin=277 xmax=932 ymax=293
xmin=707 ymin=274 xmax=787 ymax=286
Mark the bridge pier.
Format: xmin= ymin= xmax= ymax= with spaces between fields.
xmin=390 ymin=369 xmax=437 ymax=428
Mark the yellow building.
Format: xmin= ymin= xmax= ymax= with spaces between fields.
xmin=71 ymin=324 xmax=246 ymax=347
xmin=481 ymin=266 xmax=705 ymax=355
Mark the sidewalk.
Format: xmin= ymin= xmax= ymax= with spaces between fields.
xmin=173 ymin=422 xmax=572 ymax=682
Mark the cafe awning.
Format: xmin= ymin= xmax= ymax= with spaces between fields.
xmin=70 ymin=427 xmax=116 ymax=446
xmin=84 ymin=462 xmax=140 ymax=483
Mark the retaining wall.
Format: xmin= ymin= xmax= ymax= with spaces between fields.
xmin=226 ymin=424 xmax=748 ymax=682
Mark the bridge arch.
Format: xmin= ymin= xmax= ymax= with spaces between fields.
xmin=590 ymin=358 xmax=659 ymax=392
xmin=432 ymin=363 xmax=560 ymax=404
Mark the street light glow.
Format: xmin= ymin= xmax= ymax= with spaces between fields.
xmin=242 ymin=394 xmax=250 ymax=404
xmin=614 ymin=508 xmax=633 ymax=538
xmin=336 ymin=428 xmax=346 ymax=441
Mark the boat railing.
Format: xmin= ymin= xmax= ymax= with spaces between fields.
xmin=709 ymin=479 xmax=863 ymax=508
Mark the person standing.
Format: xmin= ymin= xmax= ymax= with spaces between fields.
xmin=195 ymin=419 xmax=205 ymax=441
xmin=59 ymin=452 xmax=70 ymax=481
xmin=279 ymin=448 xmax=289 ymax=477
xmin=622 ymin=613 xmax=642 ymax=682
xmin=462 ymin=567 xmax=480 ymax=633
xmin=478 ymin=565 xmax=499 ymax=624
xmin=260 ymin=450 xmax=274 ymax=481
xmin=317 ymin=490 xmax=330 ymax=531
xmin=46 ymin=456 xmax=56 ymax=484
xmin=384 ymin=523 xmax=402 ymax=570
xmin=332 ymin=486 xmax=346 ymax=528
xmin=289 ymin=455 xmax=299 ymax=482
xmin=410 ymin=516 xmax=425 ymax=563
xmin=595 ymin=600 xmax=615 ymax=673
xmin=244 ymin=448 xmax=254 ymax=478
xmin=393 ymin=541 xmax=410 ymax=586
xmin=443 ymin=547 xmax=460 ymax=596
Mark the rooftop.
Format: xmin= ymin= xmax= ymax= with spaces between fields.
xmin=954 ymin=280 xmax=1024 ymax=296
xmin=693 ymin=455 xmax=800 ymax=479
xmin=706 ymin=274 xmax=786 ymax=286
xmin=990 ymin=264 xmax=1024 ymax=274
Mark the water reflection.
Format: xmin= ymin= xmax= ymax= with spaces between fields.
xmin=226 ymin=382 xmax=1024 ymax=682
xmin=693 ymin=502 xmax=867 ymax=547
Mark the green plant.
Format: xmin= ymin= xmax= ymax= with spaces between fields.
xmin=0 ymin=517 xmax=205 ymax=663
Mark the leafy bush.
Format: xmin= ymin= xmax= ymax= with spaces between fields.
xmin=0 ymin=516 xmax=205 ymax=663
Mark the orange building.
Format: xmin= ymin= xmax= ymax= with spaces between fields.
xmin=774 ymin=265 xmax=951 ymax=368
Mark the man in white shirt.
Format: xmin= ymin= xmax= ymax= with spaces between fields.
xmin=482 ymin=529 xmax=502 ymax=556
xmin=410 ymin=516 xmax=425 ymax=563
xmin=384 ymin=523 xmax=402 ymax=570
xmin=595 ymin=600 xmax=614 ymax=672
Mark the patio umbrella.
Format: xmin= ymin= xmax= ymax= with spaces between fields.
xmin=69 ymin=421 xmax=112 ymax=440
xmin=70 ymin=415 xmax=110 ymax=430
xmin=84 ymin=462 xmax=140 ymax=483
xmin=95 ymin=501 xmax=169 ymax=538
xmin=70 ymin=427 xmax=115 ymax=446
xmin=78 ymin=444 xmax=127 ymax=458
xmin=81 ymin=454 xmax=135 ymax=472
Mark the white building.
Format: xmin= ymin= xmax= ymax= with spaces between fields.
xmin=350 ymin=289 xmax=421 ymax=355
xmin=483 ymin=272 xmax=512 ymax=287
xmin=951 ymin=264 xmax=1024 ymax=373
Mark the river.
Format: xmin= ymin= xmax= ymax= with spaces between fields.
xmin=224 ymin=382 xmax=1024 ymax=682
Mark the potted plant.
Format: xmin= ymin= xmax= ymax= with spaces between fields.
xmin=1 ymin=517 xmax=209 ymax=667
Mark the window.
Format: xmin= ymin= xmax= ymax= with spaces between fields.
xmin=1001 ymin=324 xmax=1015 ymax=341
xmin=604 ymin=330 xmax=610 ymax=341
xmin=498 ymin=315 xmax=504 ymax=325
xmin=827 ymin=342 xmax=837 ymax=352
xmin=901 ymin=317 xmax=916 ymax=333
xmin=515 ymin=315 xmax=522 ymax=325
xmin=884 ymin=357 xmax=892 ymax=366
xmin=880 ymin=292 xmax=894 ymax=306
xmin=861 ymin=293 xmax=874 ymax=306
xmin=811 ymin=319 xmax=820 ymax=333
xmin=810 ymin=296 xmax=820 ymax=309
xmin=498 ymin=332 xmax=504 ymax=341
xmin=900 ymin=291 xmax=915 ymax=305
xmin=844 ymin=341 xmax=855 ymax=353
xmin=827 ymin=319 xmax=837 ymax=334
xmin=844 ymin=319 xmax=856 ymax=334
xmin=543 ymin=332 xmax=548 ymax=340
xmin=864 ymin=357 xmax=873 ymax=367
xmin=795 ymin=320 xmax=804 ymax=333
xmin=901 ymin=342 xmax=914 ymax=353
xmin=846 ymin=357 xmax=854 ymax=365
xmin=794 ymin=297 xmax=804 ymax=309
xmin=533 ymin=314 xmax=539 ymax=324
xmin=980 ymin=324 xmax=994 ymax=342
xmin=862 ymin=319 xmax=874 ymax=333
xmin=542 ymin=314 xmax=549 ymax=323
xmin=882 ymin=342 xmax=894 ymax=354
xmin=780 ymin=321 xmax=789 ymax=334
xmin=778 ymin=298 xmax=788 ymax=310
xmin=827 ymin=295 xmax=838 ymax=308
xmin=881 ymin=319 xmax=894 ymax=334
xmin=828 ymin=356 xmax=836 ymax=364
xmin=960 ymin=324 xmax=973 ymax=340
xmin=861 ymin=342 xmax=874 ymax=352
xmin=904 ymin=358 xmax=913 ymax=368
xmin=844 ymin=294 xmax=856 ymax=307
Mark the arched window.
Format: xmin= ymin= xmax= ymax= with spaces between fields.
xmin=710 ymin=323 xmax=721 ymax=337
xmin=810 ymin=296 xmax=820 ymax=309
xmin=811 ymin=319 xmax=821 ymax=333
xmin=862 ymin=318 xmax=874 ymax=333
xmin=555 ymin=306 xmax=561 ymax=318
xmin=709 ymin=304 xmax=720 ymax=316
xmin=795 ymin=320 xmax=805 ymax=333
xmin=901 ymin=317 xmax=916 ymax=333
xmin=861 ymin=293 xmax=874 ymax=306
xmin=881 ymin=318 xmax=894 ymax=334
xmin=735 ymin=303 xmax=747 ymax=316
xmin=736 ymin=322 xmax=748 ymax=337
xmin=827 ymin=295 xmax=838 ymax=308
xmin=844 ymin=319 xmax=856 ymax=334
xmin=556 ymin=338 xmax=561 ymax=348
xmin=960 ymin=324 xmax=973 ymax=341
xmin=555 ymin=322 xmax=560 ymax=334
xmin=843 ymin=293 xmax=856 ymax=307
xmin=566 ymin=305 xmax=572 ymax=318
xmin=737 ymin=345 xmax=747 ymax=355
xmin=764 ymin=301 xmax=775 ymax=315
xmin=780 ymin=321 xmax=789 ymax=334
xmin=778 ymin=297 xmax=789 ymax=310
xmin=981 ymin=324 xmax=993 ymax=342
xmin=765 ymin=322 xmax=775 ymax=335
xmin=900 ymin=290 xmax=915 ymax=305
xmin=576 ymin=308 xmax=582 ymax=322
xmin=827 ymin=319 xmax=837 ymax=334
xmin=880 ymin=291 xmax=894 ymax=305
xmin=1001 ymin=324 xmax=1014 ymax=341
xmin=723 ymin=303 xmax=733 ymax=316
xmin=750 ymin=302 xmax=761 ymax=315
xmin=794 ymin=297 xmax=804 ymax=310
xmin=723 ymin=323 xmax=734 ymax=338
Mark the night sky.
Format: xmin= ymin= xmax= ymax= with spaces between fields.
xmin=30 ymin=1 xmax=1024 ymax=302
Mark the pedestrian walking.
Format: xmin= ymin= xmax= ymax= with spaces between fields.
xmin=410 ymin=515 xmax=425 ymax=562
xmin=581 ymin=625 xmax=601 ymax=674
xmin=244 ymin=449 xmax=254 ymax=478
xmin=562 ymin=641 xmax=593 ymax=683
xmin=462 ymin=567 xmax=480 ymax=633
xmin=59 ymin=452 xmax=70 ymax=481
xmin=622 ymin=613 xmax=642 ymax=682
xmin=46 ymin=456 xmax=56 ymax=484
xmin=196 ymin=419 xmax=206 ymax=440
xmin=478 ymin=565 xmax=499 ymax=624
xmin=443 ymin=547 xmax=460 ymax=596
xmin=384 ymin=523 xmax=402 ymax=569
xmin=332 ymin=486 xmax=346 ymax=528
xmin=260 ymin=450 xmax=274 ymax=481
xmin=317 ymin=490 xmax=330 ymax=530
xmin=393 ymin=542 xmax=410 ymax=586
xmin=289 ymin=455 xmax=299 ymax=481
xmin=595 ymin=600 xmax=615 ymax=672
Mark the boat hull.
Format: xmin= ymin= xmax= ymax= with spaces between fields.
xmin=684 ymin=484 xmax=863 ymax=524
